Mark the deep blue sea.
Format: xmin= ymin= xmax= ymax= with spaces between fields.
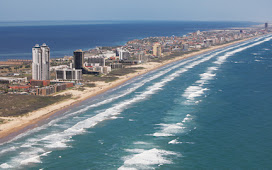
xmin=1 ymin=22 xmax=272 ymax=169
xmin=0 ymin=21 xmax=256 ymax=61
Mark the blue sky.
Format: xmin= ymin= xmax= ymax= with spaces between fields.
xmin=0 ymin=0 xmax=271 ymax=22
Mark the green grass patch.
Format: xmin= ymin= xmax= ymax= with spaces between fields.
xmin=0 ymin=94 xmax=71 ymax=117
xmin=76 ymin=87 xmax=86 ymax=91
xmin=83 ymin=75 xmax=119 ymax=83
xmin=84 ymin=83 xmax=96 ymax=88
xmin=83 ymin=67 xmax=144 ymax=83
xmin=108 ymin=67 xmax=144 ymax=76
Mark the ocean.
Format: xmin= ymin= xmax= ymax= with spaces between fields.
xmin=0 ymin=21 xmax=256 ymax=61
xmin=1 ymin=22 xmax=272 ymax=169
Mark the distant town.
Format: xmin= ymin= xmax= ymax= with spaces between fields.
xmin=0 ymin=23 xmax=270 ymax=96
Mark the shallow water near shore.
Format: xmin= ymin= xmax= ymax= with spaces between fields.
xmin=0 ymin=34 xmax=272 ymax=169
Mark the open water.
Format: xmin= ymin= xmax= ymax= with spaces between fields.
xmin=1 ymin=21 xmax=272 ymax=169
xmin=0 ymin=21 xmax=255 ymax=60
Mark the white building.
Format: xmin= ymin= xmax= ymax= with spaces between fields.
xmin=196 ymin=30 xmax=201 ymax=35
xmin=117 ymin=47 xmax=130 ymax=60
xmin=102 ymin=51 xmax=116 ymax=59
xmin=56 ymin=68 xmax=82 ymax=81
xmin=32 ymin=43 xmax=50 ymax=80
xmin=87 ymin=66 xmax=111 ymax=74
xmin=87 ymin=56 xmax=105 ymax=67
xmin=50 ymin=65 xmax=70 ymax=71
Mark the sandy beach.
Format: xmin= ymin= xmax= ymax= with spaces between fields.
xmin=0 ymin=36 xmax=259 ymax=141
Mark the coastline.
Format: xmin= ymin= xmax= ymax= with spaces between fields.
xmin=0 ymin=35 xmax=261 ymax=142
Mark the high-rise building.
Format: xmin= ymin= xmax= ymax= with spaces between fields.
xmin=74 ymin=49 xmax=84 ymax=69
xmin=153 ymin=43 xmax=162 ymax=57
xmin=32 ymin=43 xmax=50 ymax=80
xmin=265 ymin=23 xmax=268 ymax=31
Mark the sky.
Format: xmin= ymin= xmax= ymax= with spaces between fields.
xmin=0 ymin=0 xmax=271 ymax=22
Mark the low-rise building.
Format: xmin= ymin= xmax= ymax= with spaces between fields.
xmin=30 ymin=80 xmax=50 ymax=87
xmin=87 ymin=66 xmax=111 ymax=74
xmin=32 ymin=83 xmax=73 ymax=96
xmin=0 ymin=77 xmax=27 ymax=84
xmin=87 ymin=56 xmax=105 ymax=67
xmin=56 ymin=68 xmax=82 ymax=81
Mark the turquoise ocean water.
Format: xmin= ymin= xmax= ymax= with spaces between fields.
xmin=0 ymin=33 xmax=272 ymax=169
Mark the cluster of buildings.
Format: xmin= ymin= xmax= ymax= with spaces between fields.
xmin=0 ymin=23 xmax=270 ymax=96
xmin=0 ymin=44 xmax=81 ymax=95
xmin=122 ymin=28 xmax=268 ymax=60
xmin=81 ymin=24 xmax=270 ymax=67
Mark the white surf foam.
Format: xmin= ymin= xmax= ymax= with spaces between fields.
xmin=3 ymin=149 xmax=51 ymax=168
xmin=182 ymin=114 xmax=193 ymax=123
xmin=168 ymin=139 xmax=183 ymax=144
xmin=0 ymin=146 xmax=18 ymax=155
xmin=19 ymin=151 xmax=51 ymax=166
xmin=184 ymin=35 xmax=272 ymax=104
xmin=119 ymin=148 xmax=181 ymax=169
xmin=168 ymin=138 xmax=195 ymax=145
xmin=20 ymin=155 xmax=41 ymax=165
xmin=124 ymin=149 xmax=146 ymax=154
xmin=152 ymin=133 xmax=175 ymax=137
xmin=0 ymin=163 xmax=13 ymax=169
xmin=153 ymin=113 xmax=193 ymax=137
xmin=133 ymin=141 xmax=151 ymax=145
xmin=110 ymin=116 xmax=124 ymax=119
xmin=183 ymin=86 xmax=209 ymax=100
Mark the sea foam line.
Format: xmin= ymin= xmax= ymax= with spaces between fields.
xmin=161 ymin=35 xmax=272 ymax=144
xmin=151 ymin=38 xmax=259 ymax=137
xmin=183 ymin=35 xmax=272 ymax=103
xmin=165 ymin=35 xmax=272 ymax=144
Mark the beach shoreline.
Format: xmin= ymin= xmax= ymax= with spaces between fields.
xmin=0 ymin=35 xmax=262 ymax=143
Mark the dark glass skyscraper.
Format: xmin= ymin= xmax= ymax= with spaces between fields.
xmin=265 ymin=23 xmax=268 ymax=31
xmin=73 ymin=49 xmax=84 ymax=69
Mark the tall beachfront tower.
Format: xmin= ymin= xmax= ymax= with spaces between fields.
xmin=265 ymin=23 xmax=268 ymax=31
xmin=153 ymin=43 xmax=162 ymax=57
xmin=32 ymin=43 xmax=50 ymax=80
xmin=73 ymin=49 xmax=84 ymax=69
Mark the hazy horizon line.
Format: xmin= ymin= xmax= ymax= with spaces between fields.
xmin=0 ymin=20 xmax=263 ymax=28
xmin=0 ymin=19 xmax=263 ymax=23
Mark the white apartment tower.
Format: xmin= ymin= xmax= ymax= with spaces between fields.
xmin=32 ymin=43 xmax=50 ymax=80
